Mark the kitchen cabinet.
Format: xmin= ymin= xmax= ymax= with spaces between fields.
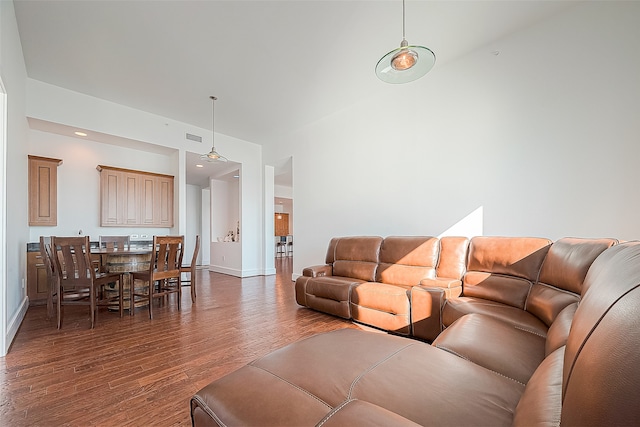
xmin=97 ymin=165 xmax=174 ymax=227
xmin=26 ymin=250 xmax=49 ymax=305
xmin=28 ymin=155 xmax=62 ymax=226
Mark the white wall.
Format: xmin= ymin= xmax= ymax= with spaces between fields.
xmin=185 ymin=184 xmax=202 ymax=265
xmin=0 ymin=0 xmax=30 ymax=355
xmin=263 ymin=2 xmax=640 ymax=277
xmin=28 ymin=129 xmax=175 ymax=241
xmin=201 ymin=188 xmax=211 ymax=265
xmin=210 ymin=178 xmax=239 ymax=241
xmin=26 ymin=78 xmax=265 ymax=276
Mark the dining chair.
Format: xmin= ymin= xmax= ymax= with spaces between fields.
xmin=131 ymin=235 xmax=184 ymax=319
xmin=51 ymin=236 xmax=124 ymax=328
xmin=39 ymin=236 xmax=57 ymax=319
xmin=180 ymin=235 xmax=200 ymax=303
xmin=97 ymin=235 xmax=131 ymax=272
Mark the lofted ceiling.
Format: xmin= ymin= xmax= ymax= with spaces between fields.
xmin=14 ymin=0 xmax=578 ymax=186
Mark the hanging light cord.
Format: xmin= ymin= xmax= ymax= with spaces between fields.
xmin=402 ymin=0 xmax=406 ymax=42
xmin=210 ymin=95 xmax=217 ymax=150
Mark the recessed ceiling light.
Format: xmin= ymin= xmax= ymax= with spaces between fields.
xmin=74 ymin=131 xmax=87 ymax=137
xmin=196 ymin=164 xmax=204 ymax=168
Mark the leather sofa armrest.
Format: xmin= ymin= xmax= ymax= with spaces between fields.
xmin=302 ymin=264 xmax=333 ymax=278
xmin=411 ymin=279 xmax=463 ymax=342
xmin=411 ymin=286 xmax=445 ymax=342
xmin=419 ymin=278 xmax=463 ymax=298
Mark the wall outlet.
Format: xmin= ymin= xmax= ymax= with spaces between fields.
xmin=222 ymin=255 xmax=226 ymax=261
xmin=130 ymin=234 xmax=139 ymax=239
xmin=141 ymin=234 xmax=148 ymax=238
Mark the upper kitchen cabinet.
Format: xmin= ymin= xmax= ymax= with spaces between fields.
xmin=97 ymin=165 xmax=174 ymax=227
xmin=28 ymin=155 xmax=63 ymax=226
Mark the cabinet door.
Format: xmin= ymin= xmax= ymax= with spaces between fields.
xmin=140 ymin=175 xmax=156 ymax=225
xmin=157 ymin=176 xmax=174 ymax=227
xmin=100 ymin=168 xmax=122 ymax=225
xmin=26 ymin=251 xmax=50 ymax=305
xmin=98 ymin=165 xmax=173 ymax=227
xmin=29 ymin=156 xmax=62 ymax=226
xmin=123 ymin=173 xmax=140 ymax=225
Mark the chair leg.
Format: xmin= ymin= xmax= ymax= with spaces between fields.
xmin=119 ymin=275 xmax=124 ymax=318
xmin=177 ymin=277 xmax=181 ymax=311
xmin=148 ymin=280 xmax=154 ymax=320
xmin=191 ymin=268 xmax=196 ymax=303
xmin=47 ymin=285 xmax=54 ymax=319
xmin=130 ymin=277 xmax=135 ymax=317
xmin=57 ymin=288 xmax=62 ymax=329
xmin=90 ymin=288 xmax=96 ymax=329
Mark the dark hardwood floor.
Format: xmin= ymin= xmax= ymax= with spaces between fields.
xmin=0 ymin=257 xmax=359 ymax=426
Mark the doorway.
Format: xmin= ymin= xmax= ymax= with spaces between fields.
xmin=273 ymin=157 xmax=293 ymax=273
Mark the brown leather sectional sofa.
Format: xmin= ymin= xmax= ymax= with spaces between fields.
xmin=296 ymin=235 xmax=616 ymax=341
xmin=191 ymin=236 xmax=640 ymax=426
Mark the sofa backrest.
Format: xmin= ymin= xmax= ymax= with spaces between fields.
xmin=332 ymin=236 xmax=383 ymax=281
xmin=324 ymin=237 xmax=341 ymax=265
xmin=560 ymin=241 xmax=640 ymax=425
xmin=375 ymin=236 xmax=439 ymax=286
xmin=526 ymin=237 xmax=617 ymax=326
xmin=436 ymin=236 xmax=469 ymax=280
xmin=514 ymin=242 xmax=640 ymax=426
xmin=463 ymin=236 xmax=552 ymax=309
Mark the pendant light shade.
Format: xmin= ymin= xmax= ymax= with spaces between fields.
xmin=201 ymin=96 xmax=227 ymax=163
xmin=375 ymin=0 xmax=435 ymax=84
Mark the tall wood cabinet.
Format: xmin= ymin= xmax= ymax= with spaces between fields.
xmin=274 ymin=213 xmax=289 ymax=236
xmin=28 ymin=155 xmax=62 ymax=226
xmin=97 ymin=165 xmax=174 ymax=227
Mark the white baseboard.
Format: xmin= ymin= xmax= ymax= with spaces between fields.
xmin=4 ymin=296 xmax=28 ymax=355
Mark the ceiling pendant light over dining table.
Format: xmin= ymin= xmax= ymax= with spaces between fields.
xmin=375 ymin=0 xmax=436 ymax=84
xmin=201 ymin=95 xmax=228 ymax=162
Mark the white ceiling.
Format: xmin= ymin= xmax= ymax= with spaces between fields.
xmin=14 ymin=0 xmax=578 ymax=185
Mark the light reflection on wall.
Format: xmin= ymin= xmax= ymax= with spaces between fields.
xmin=438 ymin=207 xmax=483 ymax=239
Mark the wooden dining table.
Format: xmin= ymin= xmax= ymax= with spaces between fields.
xmin=91 ymin=246 xmax=153 ymax=310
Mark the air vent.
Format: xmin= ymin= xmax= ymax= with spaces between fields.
xmin=186 ymin=133 xmax=202 ymax=143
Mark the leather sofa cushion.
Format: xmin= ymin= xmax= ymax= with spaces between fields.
xmin=348 ymin=332 xmax=524 ymax=426
xmin=443 ymin=296 xmax=549 ymax=336
xmin=320 ymin=400 xmax=421 ymax=427
xmin=464 ymin=271 xmax=531 ymax=309
xmin=436 ymin=236 xmax=469 ymax=280
xmin=527 ymin=237 xmax=616 ymax=326
xmin=545 ymin=302 xmax=577 ymax=356
xmin=332 ymin=236 xmax=383 ymax=281
xmin=375 ymin=236 xmax=438 ymax=286
xmin=191 ymin=329 xmax=525 ymax=426
xmin=350 ymin=282 xmax=411 ymax=334
xmin=433 ymin=313 xmax=546 ymax=385
xmin=467 ymin=236 xmax=551 ymax=280
xmin=463 ymin=236 xmax=551 ymax=309
xmin=512 ymin=346 xmax=564 ymax=427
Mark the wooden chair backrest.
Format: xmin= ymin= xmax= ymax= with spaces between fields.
xmin=150 ymin=236 xmax=184 ymax=280
xmin=188 ymin=235 xmax=200 ymax=268
xmin=99 ymin=235 xmax=130 ymax=250
xmin=51 ymin=236 xmax=95 ymax=284
xmin=39 ymin=236 xmax=55 ymax=278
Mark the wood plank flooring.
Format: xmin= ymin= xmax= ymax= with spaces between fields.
xmin=0 ymin=258 xmax=359 ymax=426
